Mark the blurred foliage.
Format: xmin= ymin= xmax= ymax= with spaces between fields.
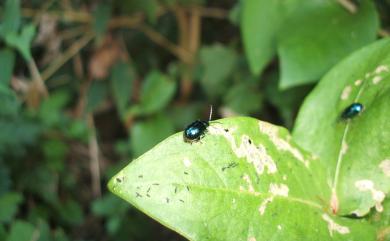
xmin=0 ymin=0 xmax=388 ymax=240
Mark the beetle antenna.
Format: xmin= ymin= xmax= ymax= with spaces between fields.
xmin=208 ymin=105 xmax=213 ymax=121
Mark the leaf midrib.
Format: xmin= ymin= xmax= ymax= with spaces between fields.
xmin=134 ymin=181 xmax=323 ymax=210
xmin=332 ymin=76 xmax=367 ymax=195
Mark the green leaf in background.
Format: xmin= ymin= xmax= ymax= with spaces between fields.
xmin=135 ymin=71 xmax=176 ymax=115
xmin=92 ymin=194 xmax=129 ymax=217
xmin=241 ymin=0 xmax=378 ymax=89
xmin=86 ymin=81 xmax=108 ymax=113
xmin=0 ymin=193 xmax=23 ymax=223
xmin=110 ymin=61 xmax=134 ymax=117
xmin=43 ymin=139 xmax=68 ymax=172
xmin=65 ymin=120 xmax=89 ymax=141
xmin=5 ymin=24 xmax=36 ymax=61
xmin=0 ymin=49 xmax=15 ymax=86
xmin=117 ymin=0 xmax=158 ymax=23
xmin=53 ymin=229 xmax=69 ymax=241
xmin=0 ymin=225 xmax=6 ymax=240
xmin=293 ymin=39 xmax=390 ymax=216
xmin=167 ymin=103 xmax=204 ymax=130
xmin=130 ymin=114 xmax=174 ymax=157
xmin=199 ymin=44 xmax=237 ymax=97
xmin=56 ymin=199 xmax=84 ymax=226
xmin=39 ymin=91 xmax=70 ymax=126
xmin=93 ymin=3 xmax=112 ymax=39
xmin=241 ymin=0 xmax=301 ymax=75
xmin=265 ymin=72 xmax=313 ymax=129
xmin=0 ymin=85 xmax=20 ymax=117
xmin=92 ymin=193 xmax=130 ymax=234
xmin=278 ymin=0 xmax=379 ymax=89
xmin=223 ymin=81 xmax=262 ymax=115
xmin=109 ymin=117 xmax=376 ymax=241
xmin=35 ymin=219 xmax=51 ymax=241
xmin=0 ymin=118 xmax=41 ymax=157
xmin=0 ymin=0 xmax=21 ymax=37
xmin=6 ymin=220 xmax=35 ymax=241
xmin=21 ymin=165 xmax=59 ymax=204
xmin=228 ymin=1 xmax=241 ymax=26
xmin=0 ymin=162 xmax=11 ymax=195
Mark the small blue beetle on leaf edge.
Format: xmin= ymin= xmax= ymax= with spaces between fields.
xmin=183 ymin=106 xmax=213 ymax=143
xmin=341 ymin=102 xmax=364 ymax=120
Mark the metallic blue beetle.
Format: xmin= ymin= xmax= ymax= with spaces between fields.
xmin=341 ymin=103 xmax=364 ymax=119
xmin=183 ymin=106 xmax=213 ymax=143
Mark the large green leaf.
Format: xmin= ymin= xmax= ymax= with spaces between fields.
xmin=109 ymin=117 xmax=375 ymax=241
xmin=241 ymin=0 xmax=378 ymax=89
xmin=293 ymin=39 xmax=390 ymax=216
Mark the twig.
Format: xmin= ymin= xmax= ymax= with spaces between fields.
xmin=87 ymin=114 xmax=101 ymax=198
xmin=31 ymin=0 xmax=56 ymax=25
xmin=188 ymin=7 xmax=201 ymax=55
xmin=74 ymin=77 xmax=92 ymax=118
xmin=137 ymin=24 xmax=192 ymax=63
xmin=179 ymin=6 xmax=201 ymax=101
xmin=337 ymin=0 xmax=357 ymax=14
xmin=20 ymin=6 xmax=229 ymax=25
xmin=22 ymin=8 xmax=91 ymax=23
xmin=59 ymin=25 xmax=89 ymax=41
xmin=42 ymin=32 xmax=94 ymax=82
xmin=108 ymin=14 xmax=144 ymax=29
xmin=198 ymin=6 xmax=229 ymax=19
xmin=175 ymin=6 xmax=189 ymax=50
xmin=27 ymin=59 xmax=49 ymax=97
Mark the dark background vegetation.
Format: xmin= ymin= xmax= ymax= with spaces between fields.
xmin=0 ymin=0 xmax=389 ymax=240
